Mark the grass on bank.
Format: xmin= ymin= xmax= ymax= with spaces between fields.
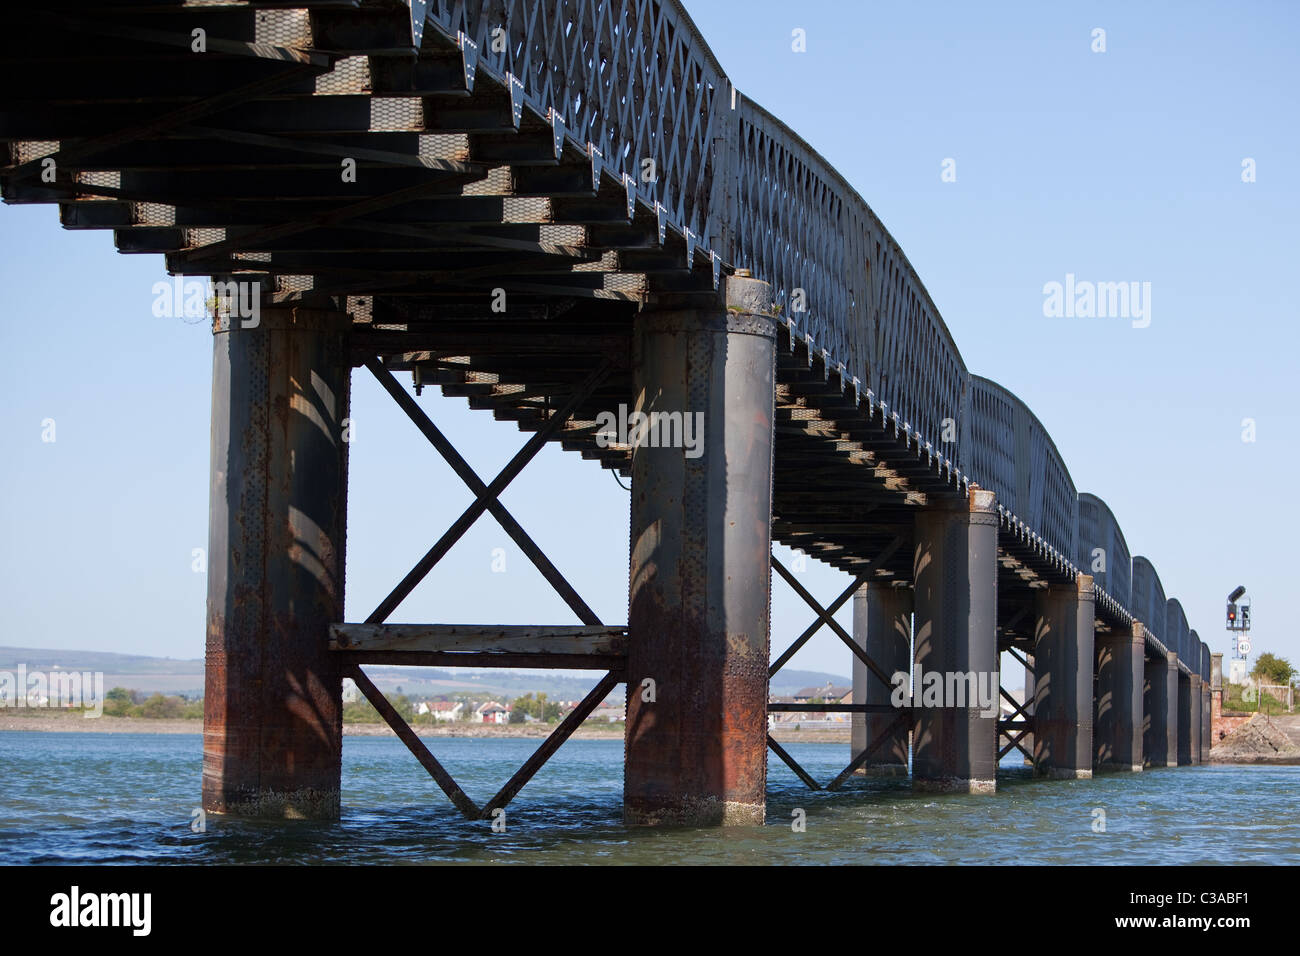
xmin=1224 ymin=682 xmax=1292 ymax=715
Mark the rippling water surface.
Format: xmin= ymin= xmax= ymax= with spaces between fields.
xmin=1 ymin=732 xmax=1293 ymax=865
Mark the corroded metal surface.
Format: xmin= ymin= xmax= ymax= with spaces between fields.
xmin=203 ymin=306 xmax=350 ymax=819
xmin=624 ymin=298 xmax=776 ymax=826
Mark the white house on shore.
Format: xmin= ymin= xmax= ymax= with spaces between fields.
xmin=475 ymin=701 xmax=510 ymax=724
xmin=416 ymin=700 xmax=464 ymax=721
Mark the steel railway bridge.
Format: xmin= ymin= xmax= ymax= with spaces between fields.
xmin=2 ymin=0 xmax=1212 ymax=824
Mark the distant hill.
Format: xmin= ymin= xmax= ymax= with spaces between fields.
xmin=0 ymin=646 xmax=203 ymax=675
xmin=0 ymin=645 xmax=205 ymax=696
xmin=769 ymin=669 xmax=852 ymax=695
xmin=0 ymin=646 xmax=849 ymax=702
xmin=358 ymin=665 xmax=616 ymax=701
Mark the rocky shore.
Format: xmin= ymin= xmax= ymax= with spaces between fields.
xmin=1210 ymin=713 xmax=1300 ymax=765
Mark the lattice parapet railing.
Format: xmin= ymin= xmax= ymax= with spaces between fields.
xmin=1166 ymin=599 xmax=1190 ymax=669
xmin=965 ymin=376 xmax=1078 ymax=563
xmin=1077 ymin=492 xmax=1132 ymax=615
xmin=1131 ymin=556 xmax=1167 ymax=647
xmin=429 ymin=0 xmax=726 ymax=240
xmin=729 ymin=99 xmax=968 ymax=468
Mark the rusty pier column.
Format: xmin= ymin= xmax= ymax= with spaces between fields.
xmin=1093 ymin=623 xmax=1144 ymax=772
xmin=1163 ymin=654 xmax=1180 ymax=767
xmin=1210 ymin=652 xmax=1224 ymax=750
xmin=203 ymin=300 xmax=351 ymax=818
xmin=1032 ymin=574 xmax=1095 ymax=778
xmin=1143 ymin=651 xmax=1178 ymax=767
xmin=911 ymin=487 xmax=999 ymax=794
xmin=851 ymin=583 xmax=912 ymax=776
xmin=623 ymin=276 xmax=776 ymax=826
xmin=1177 ymin=669 xmax=1193 ymax=765
xmin=1201 ymin=672 xmax=1212 ymax=762
xmin=1188 ymin=674 xmax=1203 ymax=765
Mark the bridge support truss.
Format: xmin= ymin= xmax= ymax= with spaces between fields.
xmin=326 ymin=353 xmax=624 ymax=822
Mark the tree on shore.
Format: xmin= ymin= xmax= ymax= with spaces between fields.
xmin=1251 ymin=653 xmax=1295 ymax=686
xmin=512 ymin=692 xmax=561 ymax=722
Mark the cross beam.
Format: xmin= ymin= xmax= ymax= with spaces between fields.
xmin=768 ymin=535 xmax=904 ymax=691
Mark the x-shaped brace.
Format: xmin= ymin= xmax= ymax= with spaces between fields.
xmin=767 ymin=536 xmax=907 ymax=790
xmin=999 ymin=727 xmax=1033 ymax=762
xmin=351 ymin=357 xmax=618 ymax=819
xmin=768 ymin=710 xmax=914 ymax=792
xmin=769 ymin=536 xmax=904 ymax=689
xmin=1002 ymin=646 xmax=1037 ymax=720
xmin=364 ymin=356 xmax=611 ymax=624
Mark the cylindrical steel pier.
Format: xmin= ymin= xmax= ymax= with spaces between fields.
xmin=202 ymin=303 xmax=351 ymax=818
xmin=1093 ymin=624 xmax=1145 ymax=772
xmin=623 ymin=278 xmax=777 ymax=826
xmin=1032 ymin=575 xmax=1095 ymax=778
xmin=911 ymin=487 xmax=999 ymax=793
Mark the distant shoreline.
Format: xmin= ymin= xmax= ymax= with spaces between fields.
xmin=0 ymin=712 xmax=625 ymax=739
xmin=0 ymin=711 xmax=853 ymax=743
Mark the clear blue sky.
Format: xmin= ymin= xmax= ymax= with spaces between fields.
xmin=1 ymin=0 xmax=1296 ymax=680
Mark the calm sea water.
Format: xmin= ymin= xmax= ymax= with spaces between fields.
xmin=0 ymin=732 xmax=1294 ymax=865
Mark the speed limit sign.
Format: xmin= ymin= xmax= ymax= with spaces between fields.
xmin=1238 ymin=639 xmax=1252 ymax=654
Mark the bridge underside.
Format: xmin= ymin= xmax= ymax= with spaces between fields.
xmin=2 ymin=1 xmax=1207 ymax=824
